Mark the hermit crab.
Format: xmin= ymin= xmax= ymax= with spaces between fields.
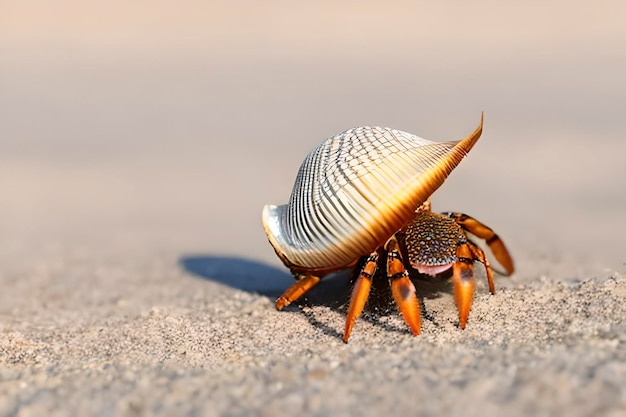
xmin=262 ymin=115 xmax=514 ymax=342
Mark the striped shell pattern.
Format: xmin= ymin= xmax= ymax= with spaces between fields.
xmin=263 ymin=116 xmax=483 ymax=272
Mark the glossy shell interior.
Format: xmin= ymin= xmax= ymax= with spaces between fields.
xmin=262 ymin=115 xmax=483 ymax=271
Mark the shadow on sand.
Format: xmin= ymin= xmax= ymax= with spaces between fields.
xmin=179 ymin=255 xmax=352 ymax=307
xmin=180 ymin=255 xmax=455 ymax=338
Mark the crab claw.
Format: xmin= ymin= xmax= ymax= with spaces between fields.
xmin=275 ymin=274 xmax=321 ymax=310
xmin=390 ymin=275 xmax=421 ymax=336
xmin=443 ymin=212 xmax=515 ymax=276
xmin=387 ymin=237 xmax=421 ymax=336
xmin=343 ymin=253 xmax=378 ymax=343
xmin=452 ymin=244 xmax=476 ymax=329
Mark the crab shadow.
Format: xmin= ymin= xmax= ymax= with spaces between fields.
xmin=179 ymin=255 xmax=350 ymax=304
xmin=179 ymin=255 xmax=454 ymax=339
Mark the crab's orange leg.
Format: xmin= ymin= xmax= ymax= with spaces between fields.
xmin=386 ymin=237 xmax=421 ymax=336
xmin=452 ymin=243 xmax=476 ymax=329
xmin=445 ymin=212 xmax=514 ymax=275
xmin=468 ymin=243 xmax=495 ymax=294
xmin=275 ymin=274 xmax=321 ymax=310
xmin=343 ymin=252 xmax=378 ymax=343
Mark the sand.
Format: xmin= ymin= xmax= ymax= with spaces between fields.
xmin=1 ymin=244 xmax=625 ymax=416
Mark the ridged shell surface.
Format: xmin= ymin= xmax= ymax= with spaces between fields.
xmin=263 ymin=117 xmax=483 ymax=271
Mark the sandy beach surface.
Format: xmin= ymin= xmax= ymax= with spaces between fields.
xmin=2 ymin=1 xmax=626 ymax=416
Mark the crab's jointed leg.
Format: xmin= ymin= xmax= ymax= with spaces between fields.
xmin=468 ymin=243 xmax=495 ymax=294
xmin=343 ymin=252 xmax=379 ymax=343
xmin=452 ymin=243 xmax=476 ymax=329
xmin=444 ymin=212 xmax=515 ymax=275
xmin=275 ymin=274 xmax=321 ymax=310
xmin=386 ymin=236 xmax=421 ymax=336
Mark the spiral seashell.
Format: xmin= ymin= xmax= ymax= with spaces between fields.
xmin=263 ymin=115 xmax=484 ymax=272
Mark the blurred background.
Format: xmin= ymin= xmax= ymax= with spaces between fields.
xmin=1 ymin=0 xmax=625 ymax=276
